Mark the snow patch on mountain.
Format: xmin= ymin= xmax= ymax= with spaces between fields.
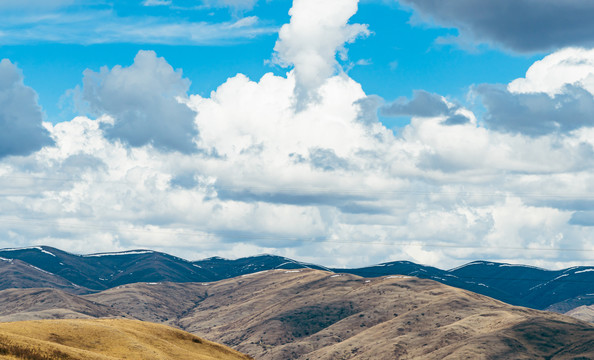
xmin=497 ymin=263 xmax=550 ymax=271
xmin=241 ymin=270 xmax=269 ymax=277
xmin=1 ymin=246 xmax=56 ymax=257
xmin=84 ymin=250 xmax=155 ymax=257
xmin=575 ymin=269 xmax=594 ymax=274
xmin=27 ymin=264 xmax=54 ymax=276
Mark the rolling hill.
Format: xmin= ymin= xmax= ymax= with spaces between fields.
xmin=3 ymin=269 xmax=590 ymax=359
xmin=0 ymin=288 xmax=126 ymax=322
xmin=0 ymin=269 xmax=594 ymax=360
xmin=0 ymin=318 xmax=253 ymax=360
xmin=1 ymin=246 xmax=593 ymax=319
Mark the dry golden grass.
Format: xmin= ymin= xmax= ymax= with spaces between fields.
xmin=0 ymin=318 xmax=253 ymax=360
xmin=567 ymin=305 xmax=594 ymax=323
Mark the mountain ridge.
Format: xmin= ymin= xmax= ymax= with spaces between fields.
xmin=0 ymin=268 xmax=593 ymax=359
xmin=4 ymin=269 xmax=593 ymax=360
xmin=1 ymin=245 xmax=593 ymax=316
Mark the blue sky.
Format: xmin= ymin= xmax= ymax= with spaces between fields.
xmin=1 ymin=0 xmax=594 ymax=269
xmin=1 ymin=0 xmax=538 ymax=124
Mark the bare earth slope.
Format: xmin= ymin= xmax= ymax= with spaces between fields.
xmin=2 ymin=246 xmax=593 ymax=318
xmin=84 ymin=269 xmax=594 ymax=360
xmin=0 ymin=318 xmax=253 ymax=360
xmin=565 ymin=305 xmax=594 ymax=323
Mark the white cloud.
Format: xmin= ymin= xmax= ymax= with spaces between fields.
xmin=0 ymin=59 xmax=54 ymax=158
xmin=79 ymin=50 xmax=198 ymax=153
xmin=272 ymin=0 xmax=370 ymax=108
xmin=3 ymin=61 xmax=592 ymax=269
xmin=508 ymin=47 xmax=594 ymax=96
xmin=477 ymin=48 xmax=594 ymax=136
xmin=399 ymin=0 xmax=594 ymax=53
xmin=2 ymin=7 xmax=594 ymax=270
xmin=142 ymin=0 xmax=172 ymax=6
xmin=0 ymin=7 xmax=276 ymax=45
xmin=203 ymin=0 xmax=259 ymax=11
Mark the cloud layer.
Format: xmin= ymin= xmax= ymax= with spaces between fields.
xmin=80 ymin=51 xmax=198 ymax=153
xmin=400 ymin=0 xmax=594 ymax=52
xmin=273 ymin=0 xmax=369 ymax=108
xmin=381 ymin=90 xmax=471 ymax=126
xmin=1 ymin=2 xmax=594 ymax=270
xmin=477 ymin=48 xmax=594 ymax=136
xmin=0 ymin=59 xmax=53 ymax=158
xmin=0 ymin=2 xmax=275 ymax=45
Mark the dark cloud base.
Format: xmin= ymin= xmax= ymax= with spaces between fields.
xmin=0 ymin=59 xmax=54 ymax=158
xmin=400 ymin=0 xmax=594 ymax=52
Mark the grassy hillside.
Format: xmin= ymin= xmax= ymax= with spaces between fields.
xmin=0 ymin=288 xmax=126 ymax=323
xmin=169 ymin=270 xmax=594 ymax=359
xmin=0 ymin=318 xmax=253 ymax=360
xmin=2 ymin=270 xmax=593 ymax=359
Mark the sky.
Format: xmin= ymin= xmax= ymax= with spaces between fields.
xmin=1 ymin=0 xmax=594 ymax=269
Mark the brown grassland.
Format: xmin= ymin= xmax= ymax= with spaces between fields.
xmin=1 ymin=270 xmax=593 ymax=359
xmin=0 ymin=318 xmax=253 ymax=360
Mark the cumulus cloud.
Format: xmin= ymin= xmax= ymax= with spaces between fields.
xmin=399 ymin=0 xmax=594 ymax=52
xmin=3 ymin=60 xmax=594 ymax=268
xmin=477 ymin=48 xmax=594 ymax=136
xmin=272 ymin=0 xmax=370 ymax=108
xmin=569 ymin=211 xmax=594 ymax=227
xmin=381 ymin=90 xmax=471 ymax=125
xmin=308 ymin=148 xmax=351 ymax=172
xmin=508 ymin=48 xmax=594 ymax=96
xmin=4 ymin=5 xmax=594 ymax=270
xmin=0 ymin=59 xmax=54 ymax=158
xmin=79 ymin=50 xmax=199 ymax=153
xmin=477 ymin=84 xmax=594 ymax=136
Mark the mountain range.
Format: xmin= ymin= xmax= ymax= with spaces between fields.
xmin=1 ymin=269 xmax=593 ymax=359
xmin=1 ymin=245 xmax=593 ymax=320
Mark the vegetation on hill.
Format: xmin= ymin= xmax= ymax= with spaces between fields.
xmin=0 ymin=319 xmax=253 ymax=360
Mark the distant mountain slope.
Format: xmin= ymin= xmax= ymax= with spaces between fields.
xmin=447 ymin=261 xmax=594 ymax=309
xmin=566 ymin=305 xmax=594 ymax=323
xmin=546 ymin=294 xmax=594 ymax=314
xmin=331 ymin=260 xmax=594 ymax=311
xmin=0 ymin=270 xmax=593 ymax=359
xmin=0 ymin=318 xmax=253 ymax=360
xmin=1 ymin=246 xmax=593 ymax=314
xmin=84 ymin=270 xmax=594 ymax=359
xmin=0 ymin=246 xmax=214 ymax=291
xmin=83 ymin=282 xmax=209 ymax=326
xmin=193 ymin=254 xmax=330 ymax=281
xmin=0 ymin=256 xmax=88 ymax=294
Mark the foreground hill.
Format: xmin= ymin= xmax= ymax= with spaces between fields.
xmin=1 ymin=246 xmax=593 ymax=318
xmin=0 ymin=318 xmax=253 ymax=360
xmin=84 ymin=270 xmax=594 ymax=359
